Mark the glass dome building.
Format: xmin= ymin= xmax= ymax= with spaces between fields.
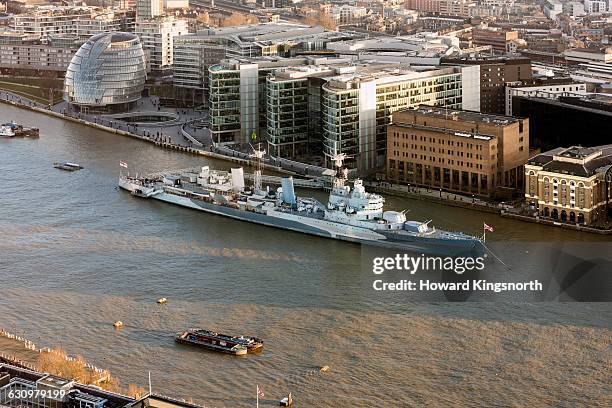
xmin=64 ymin=32 xmax=147 ymax=113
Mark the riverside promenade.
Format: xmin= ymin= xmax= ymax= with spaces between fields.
xmin=0 ymin=90 xmax=328 ymax=177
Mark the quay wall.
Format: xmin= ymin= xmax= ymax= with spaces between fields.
xmin=367 ymin=185 xmax=501 ymax=215
xmin=500 ymin=212 xmax=611 ymax=235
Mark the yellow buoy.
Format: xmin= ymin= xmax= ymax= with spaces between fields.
xmin=319 ymin=365 xmax=330 ymax=373
xmin=157 ymin=297 xmax=167 ymax=304
xmin=113 ymin=321 xmax=123 ymax=328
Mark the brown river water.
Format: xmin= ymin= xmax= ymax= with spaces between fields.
xmin=0 ymin=104 xmax=610 ymax=407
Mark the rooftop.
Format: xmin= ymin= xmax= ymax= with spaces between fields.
xmin=528 ymin=145 xmax=612 ymax=177
xmin=401 ymin=105 xmax=520 ymax=126
xmin=89 ymin=32 xmax=138 ymax=43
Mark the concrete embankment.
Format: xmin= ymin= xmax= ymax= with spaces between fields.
xmin=367 ymin=185 xmax=502 ymax=214
xmin=500 ymin=212 xmax=612 ymax=235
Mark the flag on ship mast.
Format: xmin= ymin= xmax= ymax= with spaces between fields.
xmin=251 ymin=130 xmax=257 ymax=141
xmin=483 ymin=222 xmax=494 ymax=242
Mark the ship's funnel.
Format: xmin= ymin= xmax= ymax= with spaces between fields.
xmin=281 ymin=177 xmax=296 ymax=205
xmin=231 ymin=167 xmax=245 ymax=192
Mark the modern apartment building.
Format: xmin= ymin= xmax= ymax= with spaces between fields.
xmin=0 ymin=32 xmax=81 ymax=77
xmin=387 ymin=106 xmax=529 ymax=197
xmin=173 ymin=35 xmax=226 ymax=102
xmin=135 ymin=16 xmax=188 ymax=71
xmin=10 ymin=6 xmax=135 ymax=40
xmin=544 ymin=0 xmax=563 ymax=20
xmin=525 ymin=145 xmax=612 ymax=225
xmin=209 ymin=57 xmax=481 ymax=173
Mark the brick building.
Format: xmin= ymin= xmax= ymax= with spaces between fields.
xmin=443 ymin=57 xmax=532 ymax=114
xmin=387 ymin=106 xmax=529 ymax=197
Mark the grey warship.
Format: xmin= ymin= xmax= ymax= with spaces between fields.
xmin=118 ymin=150 xmax=485 ymax=257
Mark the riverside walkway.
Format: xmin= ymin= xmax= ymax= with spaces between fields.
xmin=1 ymin=91 xmax=329 ymax=178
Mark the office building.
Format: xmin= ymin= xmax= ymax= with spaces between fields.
xmin=511 ymin=94 xmax=612 ymax=153
xmin=525 ymin=145 xmax=612 ymax=225
xmin=209 ymin=57 xmax=480 ymax=173
xmin=266 ymin=64 xmax=338 ymax=159
xmin=173 ymin=23 xmax=357 ymax=99
xmin=320 ymin=64 xmax=480 ymax=172
xmin=444 ymin=56 xmax=532 ymax=114
xmin=64 ymin=32 xmax=147 ymax=112
xmin=387 ymin=106 xmax=529 ymax=197
xmin=505 ymin=79 xmax=587 ymax=116
xmin=209 ymin=57 xmax=321 ymax=147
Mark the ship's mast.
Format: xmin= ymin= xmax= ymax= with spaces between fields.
xmin=250 ymin=142 xmax=265 ymax=193
xmin=330 ymin=152 xmax=348 ymax=191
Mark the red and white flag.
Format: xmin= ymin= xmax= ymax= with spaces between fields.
xmin=257 ymin=385 xmax=264 ymax=398
xmin=484 ymin=223 xmax=494 ymax=233
xmin=119 ymin=161 xmax=128 ymax=168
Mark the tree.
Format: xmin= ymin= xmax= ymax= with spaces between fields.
xmin=127 ymin=384 xmax=146 ymax=399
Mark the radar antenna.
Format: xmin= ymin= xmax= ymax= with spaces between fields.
xmin=331 ymin=152 xmax=347 ymax=169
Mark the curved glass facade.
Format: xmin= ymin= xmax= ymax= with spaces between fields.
xmin=64 ymin=32 xmax=146 ymax=111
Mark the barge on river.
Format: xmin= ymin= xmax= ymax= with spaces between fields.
xmin=175 ymin=328 xmax=264 ymax=356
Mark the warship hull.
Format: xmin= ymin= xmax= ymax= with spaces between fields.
xmin=131 ymin=188 xmax=484 ymax=258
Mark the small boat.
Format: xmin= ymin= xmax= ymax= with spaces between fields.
xmin=157 ymin=297 xmax=167 ymax=304
xmin=113 ymin=321 xmax=123 ymax=328
xmin=175 ymin=328 xmax=263 ymax=356
xmin=0 ymin=125 xmax=15 ymax=138
xmin=54 ymin=162 xmax=83 ymax=171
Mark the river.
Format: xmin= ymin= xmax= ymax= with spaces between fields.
xmin=0 ymin=104 xmax=610 ymax=407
